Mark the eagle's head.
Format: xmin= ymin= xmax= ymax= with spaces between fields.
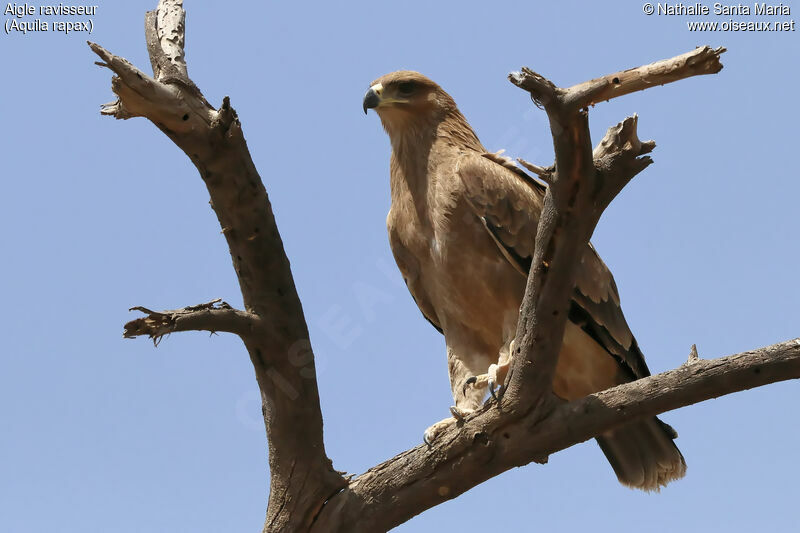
xmin=363 ymin=71 xmax=458 ymax=137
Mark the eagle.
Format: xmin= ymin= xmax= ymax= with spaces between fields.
xmin=363 ymin=71 xmax=686 ymax=491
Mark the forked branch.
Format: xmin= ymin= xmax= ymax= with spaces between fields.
xmin=503 ymin=48 xmax=725 ymax=414
xmin=91 ymin=1 xmax=345 ymax=530
xmin=510 ymin=45 xmax=726 ymax=111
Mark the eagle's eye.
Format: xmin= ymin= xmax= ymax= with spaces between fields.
xmin=397 ymin=81 xmax=416 ymax=96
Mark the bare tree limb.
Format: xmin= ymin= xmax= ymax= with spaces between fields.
xmin=93 ymin=5 xmax=797 ymax=531
xmin=539 ymin=338 xmax=800 ymax=452
xmin=312 ymin=337 xmax=800 ymax=531
xmin=123 ymin=299 xmax=262 ymax=342
xmin=503 ymin=98 xmax=655 ymax=413
xmin=516 ymin=158 xmax=554 ymax=184
xmin=509 ymin=45 xmax=726 ymax=111
xmin=502 ymin=48 xmax=724 ymax=414
xmin=145 ymin=0 xmax=188 ymax=81
xmin=91 ymin=1 xmax=346 ymax=530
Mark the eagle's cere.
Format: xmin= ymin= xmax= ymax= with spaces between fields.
xmin=364 ymin=71 xmax=686 ymax=491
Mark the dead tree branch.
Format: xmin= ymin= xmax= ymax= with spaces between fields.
xmin=92 ymin=4 xmax=798 ymax=532
xmin=312 ymin=337 xmax=800 ymax=532
xmin=91 ymin=1 xmax=345 ymax=530
xmin=502 ymin=61 xmax=672 ymax=414
xmin=123 ymin=299 xmax=261 ymax=343
xmin=510 ymin=45 xmax=726 ymax=111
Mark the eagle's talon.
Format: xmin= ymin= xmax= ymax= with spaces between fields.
xmin=486 ymin=363 xmax=507 ymax=403
xmin=461 ymin=374 xmax=489 ymax=396
xmin=462 ymin=376 xmax=478 ymax=396
xmin=490 ymin=383 xmax=505 ymax=403
xmin=449 ymin=405 xmax=466 ymax=423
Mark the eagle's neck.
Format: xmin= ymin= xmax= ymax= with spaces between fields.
xmin=388 ymin=110 xmax=483 ymax=224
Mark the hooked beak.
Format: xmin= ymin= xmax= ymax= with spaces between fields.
xmin=362 ymin=83 xmax=383 ymax=114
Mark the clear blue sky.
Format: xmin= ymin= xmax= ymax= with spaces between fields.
xmin=1 ymin=1 xmax=798 ymax=531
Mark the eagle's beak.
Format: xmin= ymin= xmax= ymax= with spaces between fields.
xmin=363 ymin=83 xmax=383 ymax=114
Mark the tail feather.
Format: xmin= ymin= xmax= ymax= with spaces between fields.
xmin=596 ymin=416 xmax=686 ymax=491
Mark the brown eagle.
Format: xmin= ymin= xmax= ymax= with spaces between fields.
xmin=363 ymin=71 xmax=686 ymax=491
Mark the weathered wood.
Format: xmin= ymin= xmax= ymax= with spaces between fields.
xmin=510 ymin=46 xmax=726 ymax=111
xmin=311 ymin=338 xmax=800 ymax=532
xmin=123 ymin=299 xmax=261 ymax=343
xmin=91 ymin=2 xmax=346 ymax=530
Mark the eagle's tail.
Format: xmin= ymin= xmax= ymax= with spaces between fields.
xmin=595 ymin=416 xmax=686 ymax=491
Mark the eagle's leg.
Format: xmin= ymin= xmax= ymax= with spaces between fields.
xmin=423 ymin=344 xmax=492 ymax=445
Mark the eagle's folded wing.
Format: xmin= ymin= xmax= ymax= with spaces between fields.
xmin=456 ymin=151 xmax=650 ymax=380
xmin=388 ymin=228 xmax=444 ymax=334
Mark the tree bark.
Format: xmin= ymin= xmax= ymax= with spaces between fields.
xmin=92 ymin=4 xmax=796 ymax=531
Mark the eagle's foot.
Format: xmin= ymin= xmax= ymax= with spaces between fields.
xmin=464 ymin=362 xmax=511 ymax=402
xmin=488 ymin=362 xmax=510 ymax=400
xmin=423 ymin=406 xmax=473 ymax=446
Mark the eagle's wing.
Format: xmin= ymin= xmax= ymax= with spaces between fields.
xmin=455 ymin=151 xmax=649 ymax=380
xmin=387 ymin=221 xmax=443 ymax=334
